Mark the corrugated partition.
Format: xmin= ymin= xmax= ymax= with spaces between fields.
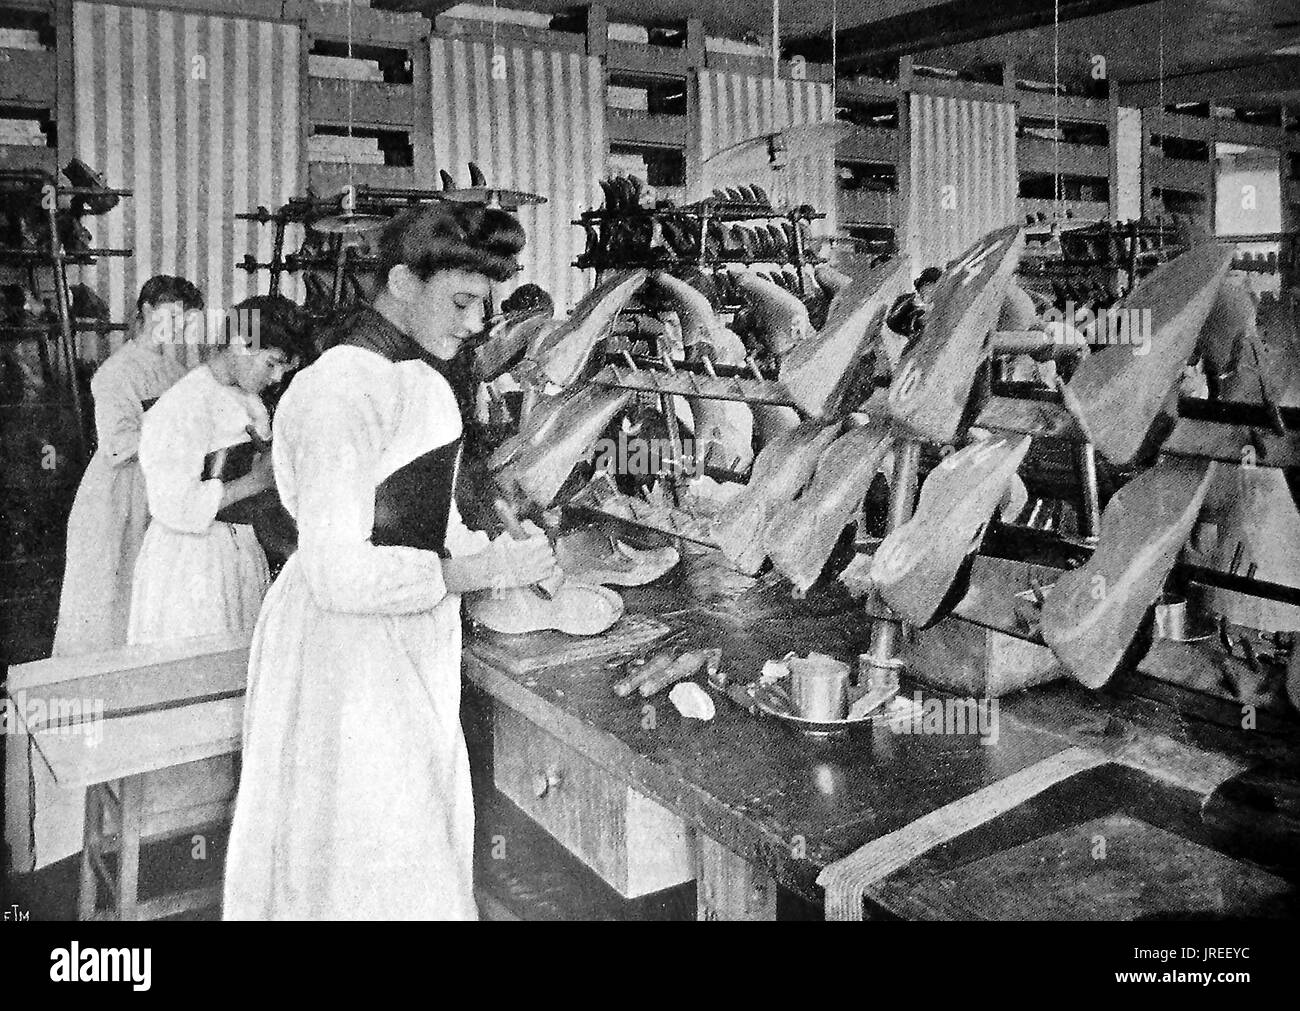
xmin=694 ymin=70 xmax=837 ymax=237
xmin=71 ymin=2 xmax=302 ymax=361
xmin=1115 ymin=107 xmax=1143 ymax=221
xmin=428 ymin=35 xmax=605 ymax=313
xmin=907 ymin=93 xmax=1017 ymax=270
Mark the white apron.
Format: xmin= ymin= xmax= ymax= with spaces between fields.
xmin=223 ymin=318 xmax=489 ymax=920
xmin=125 ymin=365 xmax=271 ymax=839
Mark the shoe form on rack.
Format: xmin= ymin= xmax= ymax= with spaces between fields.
xmin=1058 ymin=244 xmax=1235 ymax=468
xmin=555 ymin=528 xmax=680 ymax=587
xmin=779 ymin=257 xmax=905 ymax=419
xmin=468 ymin=578 xmax=625 ymax=636
xmin=764 ymin=421 xmax=893 ymax=595
xmin=715 ymin=420 xmax=841 ymax=575
xmin=886 ymin=224 xmax=1025 ymax=445
xmin=871 ymin=434 xmax=1032 ymax=627
xmin=531 ymin=268 xmax=649 ymax=387
xmin=1040 ymin=456 xmax=1217 ymax=689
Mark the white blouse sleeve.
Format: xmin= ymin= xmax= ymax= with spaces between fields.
xmin=137 ymin=390 xmax=224 ymax=532
xmin=278 ymin=376 xmax=457 ymax=615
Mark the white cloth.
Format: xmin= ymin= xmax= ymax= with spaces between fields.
xmin=223 ymin=344 xmax=490 ymax=920
xmin=7 ymin=342 xmax=189 ymax=873
xmin=127 ymin=365 xmax=270 ymax=644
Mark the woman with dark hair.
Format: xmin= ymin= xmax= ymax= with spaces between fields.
xmin=223 ymin=204 xmax=558 ymax=920
xmin=126 ymin=295 xmax=307 ymax=643
xmin=52 ymin=275 xmax=203 ymax=656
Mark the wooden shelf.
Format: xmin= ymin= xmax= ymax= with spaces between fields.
xmin=307 ymin=161 xmax=418 ymax=194
xmin=307 ymin=77 xmax=415 ymax=129
xmin=837 ymin=188 xmax=900 ymax=225
xmin=0 ymin=43 xmax=54 ymax=103
xmin=0 ymin=141 xmax=55 ymax=172
xmin=836 ymin=126 xmax=901 ymax=163
xmin=606 ymin=109 xmax=687 ymax=148
xmin=1018 ymin=137 xmax=1109 ymax=178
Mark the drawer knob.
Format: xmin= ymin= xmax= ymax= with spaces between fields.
xmin=532 ymin=767 xmax=563 ymax=798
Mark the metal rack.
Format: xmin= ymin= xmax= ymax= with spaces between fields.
xmin=1 ymin=168 xmax=133 ymax=453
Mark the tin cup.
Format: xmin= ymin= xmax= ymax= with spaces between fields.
xmin=1154 ymin=593 xmax=1187 ymax=641
xmin=790 ymin=656 xmax=851 ymax=721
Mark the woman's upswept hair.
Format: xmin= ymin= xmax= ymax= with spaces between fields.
xmin=377 ymin=203 xmax=525 ymax=285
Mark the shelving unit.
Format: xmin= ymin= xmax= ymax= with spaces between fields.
xmin=0 ymin=1 xmax=58 ymax=176
xmin=0 ymin=166 xmax=132 ymax=665
xmin=303 ymin=2 xmax=434 ymax=194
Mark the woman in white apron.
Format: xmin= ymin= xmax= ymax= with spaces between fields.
xmin=122 ymin=297 xmax=307 ymax=846
xmin=127 ymin=297 xmax=305 ymax=643
xmin=5 ymin=277 xmax=201 ymax=876
xmin=223 ymin=205 xmax=558 ymax=920
xmin=54 ymin=276 xmax=203 ymax=655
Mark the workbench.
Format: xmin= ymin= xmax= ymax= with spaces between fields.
xmin=465 ymin=583 xmax=1300 ymax=921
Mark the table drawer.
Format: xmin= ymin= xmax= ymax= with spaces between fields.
xmin=493 ymin=703 xmax=694 ymax=898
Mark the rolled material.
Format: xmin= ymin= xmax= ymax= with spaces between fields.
xmin=640 ymin=648 xmax=722 ymax=697
xmin=731 ymin=268 xmax=812 ymax=358
xmin=613 ymin=644 xmax=683 ymax=697
xmin=502 ymin=386 xmax=633 ymax=508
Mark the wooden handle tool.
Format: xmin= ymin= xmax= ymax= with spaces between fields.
xmin=494 ymin=498 xmax=564 ymax=598
xmin=639 ymin=648 xmax=722 ymax=698
xmin=613 ymin=642 xmax=684 ymax=697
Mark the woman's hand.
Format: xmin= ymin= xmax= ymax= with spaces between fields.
xmin=219 ymin=449 xmax=276 ymax=509
xmin=443 ymin=533 xmax=561 ymax=594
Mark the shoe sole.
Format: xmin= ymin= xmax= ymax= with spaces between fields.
xmin=887 ymin=224 xmax=1024 ymax=445
xmin=1059 ymin=244 xmax=1234 ymax=467
xmin=872 ymin=434 xmax=1032 ymax=626
xmin=469 ymin=581 xmax=625 ymax=636
xmin=1041 ymin=456 xmax=1217 ymax=688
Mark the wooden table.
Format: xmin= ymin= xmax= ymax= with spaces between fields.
xmin=464 ymin=586 xmax=1295 ymax=920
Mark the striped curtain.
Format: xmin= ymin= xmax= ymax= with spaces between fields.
xmin=693 ymin=70 xmax=837 ymax=236
xmin=71 ymin=2 xmax=302 ymax=361
xmin=907 ymin=93 xmax=1017 ymax=270
xmin=428 ymin=36 xmax=605 ymax=314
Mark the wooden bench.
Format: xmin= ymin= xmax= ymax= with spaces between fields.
xmin=7 ymin=634 xmax=250 ymax=920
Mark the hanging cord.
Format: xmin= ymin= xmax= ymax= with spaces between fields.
xmin=771 ymin=0 xmax=779 ymax=134
xmin=346 ymin=0 xmax=355 ymax=195
xmin=1157 ymin=0 xmax=1165 ymax=242
xmin=831 ymin=0 xmax=838 ymax=116
xmin=1053 ymin=0 xmax=1061 ymax=222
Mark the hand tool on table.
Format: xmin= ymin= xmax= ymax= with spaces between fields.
xmin=612 ymin=631 xmax=692 ymax=697
xmin=494 ymin=497 xmax=565 ymax=599
xmin=639 ymin=648 xmax=723 ymax=698
xmin=600 ymin=625 xmax=688 ymax=671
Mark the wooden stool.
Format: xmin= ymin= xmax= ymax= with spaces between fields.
xmin=77 ymin=767 xmax=235 ymax=921
xmin=8 ymin=634 xmax=251 ymax=921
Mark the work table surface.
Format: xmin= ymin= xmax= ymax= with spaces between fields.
xmin=463 ymin=580 xmax=1294 ymax=917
